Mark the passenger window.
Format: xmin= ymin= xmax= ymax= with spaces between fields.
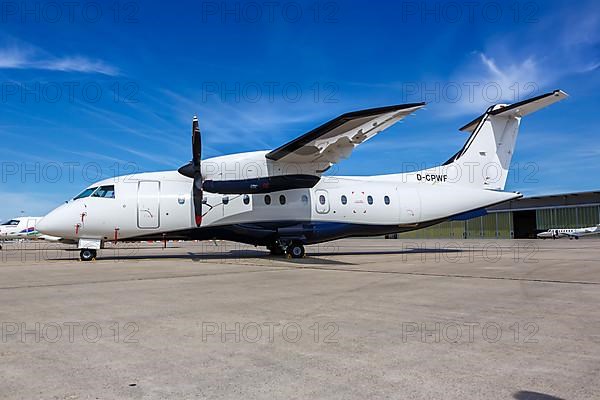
xmin=301 ymin=195 xmax=309 ymax=204
xmin=74 ymin=187 xmax=98 ymax=200
xmin=341 ymin=195 xmax=347 ymax=205
xmin=264 ymin=195 xmax=271 ymax=205
xmin=367 ymin=195 xmax=373 ymax=205
xmin=222 ymin=196 xmax=229 ymax=205
xmin=384 ymin=195 xmax=390 ymax=205
xmin=319 ymin=195 xmax=326 ymax=205
xmin=279 ymin=195 xmax=286 ymax=205
xmin=92 ymin=185 xmax=115 ymax=198
xmin=243 ymin=194 xmax=250 ymax=205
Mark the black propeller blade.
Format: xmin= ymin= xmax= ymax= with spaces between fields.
xmin=191 ymin=116 xmax=203 ymax=226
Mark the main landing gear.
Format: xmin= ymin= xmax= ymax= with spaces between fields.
xmin=79 ymin=249 xmax=97 ymax=262
xmin=267 ymin=240 xmax=305 ymax=258
xmin=286 ymin=242 xmax=305 ymax=258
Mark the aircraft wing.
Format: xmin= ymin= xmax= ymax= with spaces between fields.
xmin=564 ymin=232 xmax=582 ymax=238
xmin=266 ymin=102 xmax=425 ymax=164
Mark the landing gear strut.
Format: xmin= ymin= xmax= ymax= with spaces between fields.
xmin=267 ymin=240 xmax=305 ymax=258
xmin=267 ymin=243 xmax=286 ymax=256
xmin=80 ymin=249 xmax=97 ymax=262
xmin=286 ymin=242 xmax=305 ymax=259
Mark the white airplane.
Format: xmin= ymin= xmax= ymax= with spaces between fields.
xmin=0 ymin=216 xmax=63 ymax=249
xmin=37 ymin=90 xmax=568 ymax=261
xmin=537 ymin=225 xmax=600 ymax=240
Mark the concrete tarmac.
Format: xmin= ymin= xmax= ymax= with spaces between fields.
xmin=0 ymin=238 xmax=599 ymax=399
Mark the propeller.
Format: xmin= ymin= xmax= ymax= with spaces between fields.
xmin=191 ymin=116 xmax=203 ymax=226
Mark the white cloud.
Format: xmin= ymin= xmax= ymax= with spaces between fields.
xmin=0 ymin=42 xmax=119 ymax=76
xmin=37 ymin=56 xmax=119 ymax=75
xmin=439 ymin=52 xmax=546 ymax=117
xmin=0 ymin=44 xmax=33 ymax=68
xmin=439 ymin=1 xmax=599 ymax=117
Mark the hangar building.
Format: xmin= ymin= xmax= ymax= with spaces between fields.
xmin=395 ymin=191 xmax=600 ymax=239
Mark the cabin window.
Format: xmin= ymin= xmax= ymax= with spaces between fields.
xmin=301 ymin=195 xmax=309 ymax=204
xmin=243 ymin=194 xmax=250 ymax=205
xmin=367 ymin=195 xmax=373 ymax=205
xmin=91 ymin=185 xmax=115 ymax=198
xmin=264 ymin=195 xmax=271 ymax=205
xmin=74 ymin=187 xmax=98 ymax=200
xmin=341 ymin=195 xmax=347 ymax=205
xmin=319 ymin=195 xmax=326 ymax=205
xmin=222 ymin=196 xmax=229 ymax=205
xmin=279 ymin=195 xmax=286 ymax=205
xmin=384 ymin=195 xmax=390 ymax=205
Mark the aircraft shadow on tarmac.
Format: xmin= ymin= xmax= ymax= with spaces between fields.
xmin=513 ymin=391 xmax=565 ymax=400
xmin=307 ymin=247 xmax=465 ymax=257
xmin=96 ymin=250 xmax=355 ymax=266
xmin=53 ymin=246 xmax=465 ymax=265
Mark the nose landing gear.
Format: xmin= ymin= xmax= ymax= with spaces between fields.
xmin=79 ymin=249 xmax=97 ymax=262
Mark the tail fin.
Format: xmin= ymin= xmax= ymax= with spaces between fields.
xmin=444 ymin=90 xmax=568 ymax=190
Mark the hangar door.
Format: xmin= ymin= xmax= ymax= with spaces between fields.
xmin=513 ymin=210 xmax=537 ymax=239
xmin=137 ymin=181 xmax=160 ymax=229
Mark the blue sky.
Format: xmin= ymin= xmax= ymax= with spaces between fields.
xmin=0 ymin=0 xmax=599 ymax=219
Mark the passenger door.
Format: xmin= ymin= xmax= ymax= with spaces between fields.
xmin=399 ymin=187 xmax=420 ymax=224
xmin=137 ymin=181 xmax=160 ymax=229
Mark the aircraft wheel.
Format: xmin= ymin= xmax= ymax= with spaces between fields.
xmin=80 ymin=249 xmax=97 ymax=262
xmin=286 ymin=242 xmax=305 ymax=259
xmin=575 ymin=237 xmax=579 ymax=240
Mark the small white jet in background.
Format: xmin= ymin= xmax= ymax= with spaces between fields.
xmin=0 ymin=217 xmax=62 ymax=249
xmin=537 ymin=225 xmax=600 ymax=240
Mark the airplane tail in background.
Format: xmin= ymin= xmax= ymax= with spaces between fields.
xmin=442 ymin=90 xmax=568 ymax=190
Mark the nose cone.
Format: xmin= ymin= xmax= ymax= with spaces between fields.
xmin=37 ymin=206 xmax=69 ymax=238
xmin=36 ymin=216 xmax=56 ymax=236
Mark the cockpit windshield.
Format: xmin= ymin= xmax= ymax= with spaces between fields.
xmin=74 ymin=187 xmax=98 ymax=200
xmin=73 ymin=185 xmax=115 ymax=200
xmin=1 ymin=219 xmax=20 ymax=226
xmin=92 ymin=185 xmax=115 ymax=198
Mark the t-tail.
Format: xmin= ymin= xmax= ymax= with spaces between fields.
xmin=425 ymin=90 xmax=568 ymax=190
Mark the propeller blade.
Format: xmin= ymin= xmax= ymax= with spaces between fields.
xmin=193 ymin=177 xmax=203 ymax=226
xmin=192 ymin=116 xmax=201 ymax=166
xmin=191 ymin=115 xmax=203 ymax=226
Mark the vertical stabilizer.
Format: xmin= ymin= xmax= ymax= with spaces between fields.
xmin=444 ymin=90 xmax=568 ymax=190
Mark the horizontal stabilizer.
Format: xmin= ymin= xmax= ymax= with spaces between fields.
xmin=460 ymin=90 xmax=568 ymax=133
